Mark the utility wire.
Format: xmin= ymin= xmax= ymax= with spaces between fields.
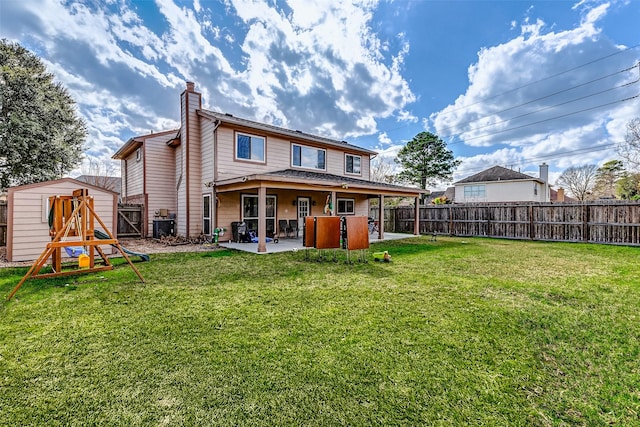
xmin=447 ymin=92 xmax=640 ymax=145
xmin=437 ymin=43 xmax=640 ymax=116
xmin=377 ymin=44 xmax=640 ymax=138
xmin=435 ymin=62 xmax=640 ymax=136
xmin=440 ymin=73 xmax=640 ymax=140
xmin=455 ymin=143 xmax=618 ymax=177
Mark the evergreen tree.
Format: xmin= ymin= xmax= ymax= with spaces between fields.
xmin=395 ymin=131 xmax=460 ymax=193
xmin=617 ymin=173 xmax=640 ymax=200
xmin=593 ymin=160 xmax=625 ymax=198
xmin=0 ymin=39 xmax=86 ymax=188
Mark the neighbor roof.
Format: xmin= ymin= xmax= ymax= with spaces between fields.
xmin=455 ymin=165 xmax=543 ymax=184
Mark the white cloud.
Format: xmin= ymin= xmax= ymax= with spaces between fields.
xmin=429 ymin=0 xmax=637 ymax=177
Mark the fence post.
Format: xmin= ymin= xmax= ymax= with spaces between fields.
xmin=529 ymin=204 xmax=534 ymax=240
xmin=449 ymin=206 xmax=454 ymax=236
xmin=582 ymin=203 xmax=589 ymax=243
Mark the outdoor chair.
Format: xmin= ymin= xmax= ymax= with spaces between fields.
xmin=278 ymin=219 xmax=290 ymax=238
xmin=288 ymin=219 xmax=299 ymax=238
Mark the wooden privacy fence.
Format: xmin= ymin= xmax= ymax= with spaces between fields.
xmin=117 ymin=204 xmax=143 ymax=238
xmin=371 ymin=201 xmax=640 ymax=246
xmin=0 ymin=201 xmax=6 ymax=246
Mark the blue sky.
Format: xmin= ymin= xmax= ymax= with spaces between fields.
xmin=1 ymin=0 xmax=638 ymax=188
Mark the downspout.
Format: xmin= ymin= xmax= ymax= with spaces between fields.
xmin=212 ymin=120 xmax=220 ymax=230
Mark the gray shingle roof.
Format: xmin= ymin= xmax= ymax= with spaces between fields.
xmin=263 ymin=169 xmax=422 ymax=192
xmin=455 ymin=165 xmax=540 ymax=184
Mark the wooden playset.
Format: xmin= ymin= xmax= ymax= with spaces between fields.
xmin=7 ymin=189 xmax=145 ymax=301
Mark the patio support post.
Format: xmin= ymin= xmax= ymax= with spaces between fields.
xmin=414 ymin=197 xmax=420 ymax=235
xmin=257 ymin=185 xmax=267 ymax=253
xmin=331 ymin=191 xmax=337 ymax=215
xmin=378 ymin=194 xmax=384 ymax=240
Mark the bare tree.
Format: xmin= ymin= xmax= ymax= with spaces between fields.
xmin=617 ymin=118 xmax=640 ymax=172
xmin=556 ymin=164 xmax=599 ymax=201
xmin=78 ymin=158 xmax=119 ymax=192
xmin=370 ymin=156 xmax=397 ymax=183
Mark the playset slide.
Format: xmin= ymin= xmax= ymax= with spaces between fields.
xmin=94 ymin=230 xmax=150 ymax=262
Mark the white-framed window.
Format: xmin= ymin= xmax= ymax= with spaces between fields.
xmin=533 ymin=183 xmax=538 ymax=196
xmin=292 ymin=143 xmax=326 ymax=170
xmin=337 ymin=198 xmax=355 ymax=215
xmin=203 ymin=194 xmax=211 ymax=235
xmin=345 ymin=154 xmax=361 ymax=175
xmin=241 ymin=194 xmax=276 ymax=235
xmin=136 ymin=148 xmax=142 ymax=162
xmin=236 ymin=132 xmax=265 ymax=162
xmin=464 ymin=185 xmax=486 ymax=198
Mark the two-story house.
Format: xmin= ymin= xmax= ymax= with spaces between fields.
xmin=113 ymin=82 xmax=423 ymax=252
xmin=453 ymin=164 xmax=550 ymax=203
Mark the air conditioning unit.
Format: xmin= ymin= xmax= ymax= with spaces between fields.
xmin=153 ymin=219 xmax=175 ymax=239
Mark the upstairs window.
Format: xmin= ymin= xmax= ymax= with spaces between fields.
xmin=345 ymin=154 xmax=361 ymax=175
xmin=292 ymin=144 xmax=326 ymax=170
xmin=236 ymin=132 xmax=265 ymax=162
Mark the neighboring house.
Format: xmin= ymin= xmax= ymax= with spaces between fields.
xmin=454 ymin=164 xmax=550 ymax=203
xmin=75 ymin=175 xmax=122 ymax=196
xmin=113 ymin=82 xmax=423 ymax=252
xmin=425 ymin=187 xmax=455 ymax=204
xmin=6 ymin=178 xmax=118 ymax=262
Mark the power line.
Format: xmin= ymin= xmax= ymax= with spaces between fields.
xmin=447 ymin=92 xmax=639 ymax=145
xmin=454 ymin=143 xmax=619 ymax=177
xmin=376 ymin=44 xmax=640 ymax=139
xmin=437 ymin=43 xmax=640 ymax=117
xmin=436 ymin=62 xmax=640 ymax=137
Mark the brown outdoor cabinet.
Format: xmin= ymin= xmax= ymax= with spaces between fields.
xmin=343 ymin=216 xmax=369 ymax=250
xmin=314 ymin=216 xmax=341 ymax=249
xmin=303 ymin=216 xmax=315 ymax=248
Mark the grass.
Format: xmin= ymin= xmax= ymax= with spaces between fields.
xmin=1 ymin=236 xmax=639 ymax=426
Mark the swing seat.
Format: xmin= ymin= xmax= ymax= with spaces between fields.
xmin=64 ymin=246 xmax=86 ymax=257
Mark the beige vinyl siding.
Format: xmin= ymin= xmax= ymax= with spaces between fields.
xmin=216 ymin=127 xmax=287 ymax=179
xmin=324 ymin=149 xmax=345 ymax=176
xmin=200 ymin=119 xmax=216 ymax=235
xmin=8 ymin=180 xmax=116 ymax=262
xmin=125 ymin=151 xmax=144 ymax=197
xmin=216 ymin=192 xmax=240 ymax=238
xmin=144 ymin=134 xmax=177 ymax=236
xmin=201 ymin=118 xmax=215 ymax=185
xmin=176 ymin=140 xmax=186 ymax=236
xmin=215 ymin=125 xmax=373 ymax=181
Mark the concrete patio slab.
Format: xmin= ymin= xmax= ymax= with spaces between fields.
xmin=219 ymin=232 xmax=418 ymax=254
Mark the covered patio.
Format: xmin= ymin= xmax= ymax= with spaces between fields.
xmin=213 ymin=169 xmax=424 ymax=253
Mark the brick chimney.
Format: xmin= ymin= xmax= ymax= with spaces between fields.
xmin=557 ymin=187 xmax=565 ymax=202
xmin=186 ymin=81 xmax=195 ymax=92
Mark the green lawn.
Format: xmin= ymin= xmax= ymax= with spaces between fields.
xmin=1 ymin=237 xmax=639 ymax=426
